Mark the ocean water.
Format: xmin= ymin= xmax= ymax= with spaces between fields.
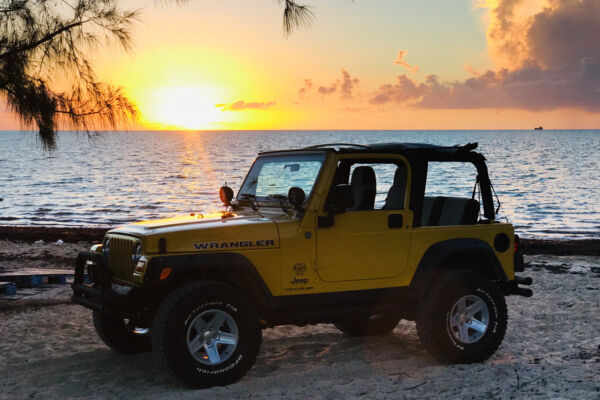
xmin=0 ymin=129 xmax=599 ymax=239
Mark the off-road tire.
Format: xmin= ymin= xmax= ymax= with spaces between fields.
xmin=416 ymin=270 xmax=507 ymax=363
xmin=151 ymin=281 xmax=262 ymax=388
xmin=92 ymin=311 xmax=152 ymax=354
xmin=335 ymin=313 xmax=400 ymax=337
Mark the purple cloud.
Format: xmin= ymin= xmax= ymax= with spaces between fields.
xmin=370 ymin=0 xmax=600 ymax=111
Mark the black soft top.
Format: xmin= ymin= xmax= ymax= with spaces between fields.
xmin=258 ymin=142 xmax=483 ymax=161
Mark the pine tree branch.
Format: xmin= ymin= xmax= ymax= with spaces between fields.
xmin=0 ymin=19 xmax=89 ymax=60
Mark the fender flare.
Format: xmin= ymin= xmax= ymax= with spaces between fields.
xmin=145 ymin=252 xmax=275 ymax=309
xmin=409 ymin=238 xmax=507 ymax=297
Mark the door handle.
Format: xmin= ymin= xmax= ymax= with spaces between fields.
xmin=388 ymin=214 xmax=403 ymax=228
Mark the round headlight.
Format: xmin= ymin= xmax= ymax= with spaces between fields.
xmin=132 ymin=243 xmax=143 ymax=264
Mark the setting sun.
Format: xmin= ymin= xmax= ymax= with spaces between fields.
xmin=140 ymin=86 xmax=225 ymax=130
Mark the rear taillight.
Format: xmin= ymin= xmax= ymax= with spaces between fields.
xmin=514 ymin=234 xmax=520 ymax=252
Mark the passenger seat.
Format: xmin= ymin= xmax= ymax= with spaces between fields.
xmin=383 ymin=165 xmax=407 ymax=210
xmin=350 ymin=166 xmax=376 ymax=210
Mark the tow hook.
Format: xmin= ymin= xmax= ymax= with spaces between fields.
xmin=509 ymin=275 xmax=533 ymax=297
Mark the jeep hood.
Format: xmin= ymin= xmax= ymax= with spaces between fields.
xmin=109 ymin=212 xmax=281 ymax=253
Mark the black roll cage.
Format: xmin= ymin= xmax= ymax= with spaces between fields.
xmin=407 ymin=151 xmax=495 ymax=225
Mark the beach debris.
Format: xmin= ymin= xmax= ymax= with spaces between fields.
xmin=0 ymin=269 xmax=73 ymax=288
xmin=526 ymin=262 xmax=577 ymax=274
xmin=34 ymin=239 xmax=44 ymax=245
xmin=0 ymin=281 xmax=17 ymax=295
xmin=55 ymin=239 xmax=64 ymax=246
xmin=403 ymin=381 xmax=426 ymax=390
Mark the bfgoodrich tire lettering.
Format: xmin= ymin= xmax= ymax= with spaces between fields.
xmin=151 ymin=281 xmax=262 ymax=388
xmin=416 ymin=270 xmax=507 ymax=363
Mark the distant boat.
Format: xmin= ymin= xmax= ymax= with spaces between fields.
xmin=534 ymin=126 xmax=543 ymax=130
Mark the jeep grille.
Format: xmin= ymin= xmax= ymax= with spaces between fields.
xmin=106 ymin=234 xmax=139 ymax=284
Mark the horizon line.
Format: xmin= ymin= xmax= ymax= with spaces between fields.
xmin=1 ymin=128 xmax=600 ymax=133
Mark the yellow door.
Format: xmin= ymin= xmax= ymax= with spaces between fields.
xmin=315 ymin=210 xmax=413 ymax=282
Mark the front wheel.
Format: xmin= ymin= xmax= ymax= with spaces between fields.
xmin=416 ymin=270 xmax=507 ymax=363
xmin=92 ymin=311 xmax=152 ymax=354
xmin=151 ymin=281 xmax=262 ymax=388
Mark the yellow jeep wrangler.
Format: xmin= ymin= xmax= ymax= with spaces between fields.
xmin=72 ymin=142 xmax=531 ymax=387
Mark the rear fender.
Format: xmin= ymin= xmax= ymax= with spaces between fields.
xmin=410 ymin=238 xmax=507 ymax=297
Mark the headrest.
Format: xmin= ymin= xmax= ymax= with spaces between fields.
xmin=351 ymin=166 xmax=376 ymax=186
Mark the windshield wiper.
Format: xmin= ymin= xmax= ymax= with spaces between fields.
xmin=239 ymin=193 xmax=258 ymax=211
xmin=266 ymin=194 xmax=288 ymax=213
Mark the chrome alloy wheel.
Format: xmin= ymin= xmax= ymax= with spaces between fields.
xmin=187 ymin=309 xmax=239 ymax=365
xmin=449 ymin=295 xmax=490 ymax=344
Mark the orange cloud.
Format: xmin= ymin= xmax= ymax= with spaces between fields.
xmin=370 ymin=75 xmax=426 ymax=105
xmin=371 ymin=57 xmax=600 ymax=112
xmin=393 ymin=50 xmax=419 ymax=73
xmin=318 ymin=83 xmax=336 ymax=96
xmin=215 ymin=100 xmax=276 ymax=111
xmin=340 ymin=69 xmax=359 ymax=98
xmin=298 ymin=78 xmax=313 ymax=99
xmin=464 ymin=63 xmax=481 ymax=77
xmin=301 ymin=69 xmax=358 ymax=99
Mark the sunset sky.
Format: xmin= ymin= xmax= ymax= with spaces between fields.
xmin=1 ymin=0 xmax=599 ymax=130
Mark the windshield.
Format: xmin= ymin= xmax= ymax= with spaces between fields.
xmin=238 ymin=153 xmax=326 ymax=202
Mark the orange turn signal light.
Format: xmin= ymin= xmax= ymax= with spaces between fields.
xmin=160 ymin=267 xmax=172 ymax=280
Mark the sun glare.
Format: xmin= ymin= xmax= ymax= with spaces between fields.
xmin=141 ymin=86 xmax=224 ymax=130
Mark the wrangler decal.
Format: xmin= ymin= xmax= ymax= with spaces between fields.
xmin=193 ymin=239 xmax=275 ymax=250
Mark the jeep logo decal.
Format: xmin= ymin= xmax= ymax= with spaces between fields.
xmin=293 ymin=263 xmax=307 ymax=276
xmin=193 ymin=239 xmax=276 ymax=250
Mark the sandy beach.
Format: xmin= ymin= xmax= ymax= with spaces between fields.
xmin=0 ymin=234 xmax=598 ymax=399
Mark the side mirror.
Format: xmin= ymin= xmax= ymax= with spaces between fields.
xmin=288 ymin=186 xmax=306 ymax=210
xmin=219 ymin=186 xmax=234 ymax=207
xmin=334 ymin=184 xmax=354 ymax=212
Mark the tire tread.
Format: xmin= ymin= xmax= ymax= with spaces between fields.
xmin=416 ymin=270 xmax=508 ymax=363
xmin=151 ymin=281 xmax=262 ymax=387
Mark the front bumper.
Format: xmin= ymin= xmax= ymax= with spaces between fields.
xmin=71 ymin=251 xmax=133 ymax=317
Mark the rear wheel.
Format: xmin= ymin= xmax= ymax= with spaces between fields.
xmin=92 ymin=311 xmax=152 ymax=354
xmin=416 ymin=270 xmax=507 ymax=363
xmin=335 ymin=313 xmax=400 ymax=337
xmin=151 ymin=281 xmax=262 ymax=388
